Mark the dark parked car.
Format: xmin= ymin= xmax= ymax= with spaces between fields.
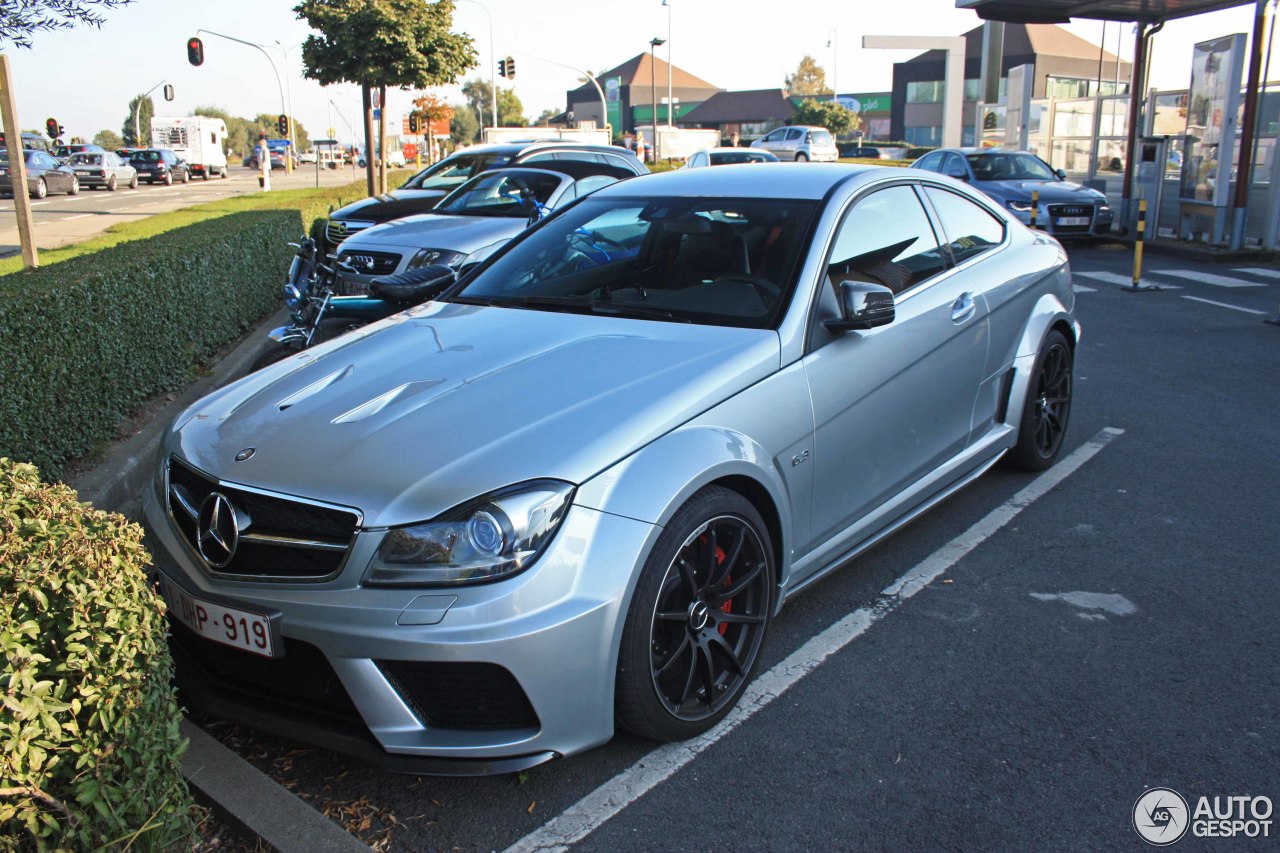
xmin=52 ymin=143 xmax=106 ymax=162
xmin=0 ymin=132 xmax=53 ymax=153
xmin=0 ymin=148 xmax=79 ymax=197
xmin=838 ymin=144 xmax=885 ymax=159
xmin=130 ymin=149 xmax=190 ymax=185
xmin=913 ymin=148 xmax=1114 ymax=239
xmin=321 ymin=141 xmax=650 ymax=252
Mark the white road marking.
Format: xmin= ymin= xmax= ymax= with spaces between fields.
xmin=1073 ymin=270 xmax=1182 ymax=290
xmin=60 ymin=214 xmax=92 ymax=222
xmin=1232 ymin=267 xmax=1280 ymax=279
xmin=1072 ymin=284 xmax=1097 ymax=293
xmin=1151 ymin=269 xmax=1266 ymax=288
xmin=1181 ymin=295 xmax=1267 ymax=315
xmin=505 ymin=427 xmax=1126 ymax=853
xmin=31 ymin=201 xmax=48 ymax=206
xmin=121 ymin=190 xmax=139 ymax=195
xmin=60 ymin=195 xmax=87 ymax=202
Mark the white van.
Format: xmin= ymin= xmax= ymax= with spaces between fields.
xmin=152 ymin=116 xmax=228 ymax=179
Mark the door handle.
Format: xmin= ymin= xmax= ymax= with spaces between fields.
xmin=951 ymin=293 xmax=976 ymax=323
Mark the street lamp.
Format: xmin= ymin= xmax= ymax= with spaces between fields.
xmin=457 ymin=0 xmax=498 ymax=129
xmin=663 ymin=0 xmax=673 ymax=126
xmin=133 ymin=78 xmax=166 ymax=146
xmin=650 ymin=36 xmax=665 ymax=162
xmin=275 ymin=40 xmax=303 ymax=153
xmin=827 ymin=29 xmax=838 ymax=105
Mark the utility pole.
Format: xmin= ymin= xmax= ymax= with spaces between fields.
xmin=0 ymin=55 xmax=37 ymax=268
xmin=133 ymin=79 xmax=166 ymax=147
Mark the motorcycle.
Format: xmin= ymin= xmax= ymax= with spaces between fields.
xmin=251 ymin=237 xmax=457 ymax=371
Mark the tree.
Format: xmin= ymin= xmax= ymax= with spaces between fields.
xmin=194 ymin=105 xmax=252 ymax=158
xmin=449 ymin=102 xmax=479 ymax=146
xmin=792 ymin=99 xmax=859 ymax=136
xmin=295 ymin=0 xmax=477 ymax=195
xmin=0 ymin=0 xmax=129 ymax=49
xmin=121 ymin=94 xmax=153 ymax=147
xmin=461 ymin=78 xmax=527 ymax=129
xmin=785 ymin=55 xmax=833 ymax=97
xmin=534 ymin=108 xmax=559 ymax=126
xmin=93 ymin=128 xmax=123 ymax=149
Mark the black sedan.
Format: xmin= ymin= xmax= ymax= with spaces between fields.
xmin=129 ymin=149 xmax=190 ymax=185
xmin=0 ymin=148 xmax=79 ymax=197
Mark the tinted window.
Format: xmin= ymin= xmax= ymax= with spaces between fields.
xmin=763 ymin=130 xmax=784 ymax=142
xmin=915 ymin=152 xmax=944 ymax=172
xmin=453 ymin=196 xmax=817 ymax=329
xmin=923 ymin=187 xmax=1006 ymax=264
xmin=600 ymin=152 xmax=640 ymax=172
xmin=966 ymin=152 xmax=1056 ymax=181
xmin=785 ymin=128 xmax=803 ymax=141
xmin=400 ymin=153 xmax=508 ymax=190
xmin=710 ymin=151 xmax=774 ymax=165
xmin=827 ymin=185 xmax=947 ymax=294
xmin=435 ymin=171 xmax=562 ymax=217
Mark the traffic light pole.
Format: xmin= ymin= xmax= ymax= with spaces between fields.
xmin=0 ymin=54 xmax=37 ymax=268
xmin=133 ymin=78 xmax=166 ymax=148
xmin=196 ymin=28 xmax=291 ymax=173
xmin=512 ymin=52 xmax=609 ymax=137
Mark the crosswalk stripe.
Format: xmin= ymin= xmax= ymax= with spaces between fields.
xmin=1073 ymin=271 xmax=1182 ymax=290
xmin=1072 ymin=284 xmax=1097 ymax=293
xmin=1150 ymin=269 xmax=1266 ymax=288
xmin=1231 ymin=267 xmax=1280 ymax=280
xmin=1181 ymin=295 xmax=1268 ymax=315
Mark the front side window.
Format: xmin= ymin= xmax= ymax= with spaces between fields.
xmin=70 ymin=153 xmax=102 ymax=166
xmin=827 ymin=185 xmax=947 ymax=295
xmin=434 ymin=172 xmax=563 ymax=218
xmin=915 ymin=152 xmax=944 ymax=172
xmin=452 ymin=196 xmax=818 ymax=329
xmin=923 ymin=187 xmax=1005 ymax=264
xmin=401 ymin=153 xmax=509 ymax=190
xmin=763 ymin=130 xmax=784 ymax=142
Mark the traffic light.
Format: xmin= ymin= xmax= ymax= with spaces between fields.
xmin=277 ymin=114 xmax=288 ymax=135
xmin=163 ymin=84 xmax=175 ymax=101
xmin=497 ymin=58 xmax=507 ymax=78
xmin=45 ymin=117 xmax=58 ymax=140
xmin=187 ymin=36 xmax=204 ymax=66
xmin=505 ymin=56 xmax=515 ymax=80
xmin=408 ymin=114 xmax=419 ymax=134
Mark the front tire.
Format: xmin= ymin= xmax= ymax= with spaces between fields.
xmin=1005 ymin=329 xmax=1073 ymax=471
xmin=615 ymin=486 xmax=775 ymax=742
xmin=68 ymin=176 xmax=79 ymax=195
xmin=163 ymin=172 xmax=173 ymax=186
xmin=129 ymin=174 xmax=138 ymax=188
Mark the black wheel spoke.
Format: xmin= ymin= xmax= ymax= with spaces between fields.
xmin=707 ymin=631 xmax=745 ymax=675
xmin=710 ymin=526 xmax=746 ymax=588
xmin=655 ymin=634 xmax=691 ymax=679
xmin=715 ymin=611 xmax=765 ymax=625
xmin=676 ymin=642 xmax=700 ymax=705
xmin=696 ymin=642 xmax=717 ymax=702
xmin=718 ymin=560 xmax=764 ymax=601
xmin=676 ymin=556 xmax=698 ymax=596
xmin=656 ymin=609 xmax=686 ymax=622
xmin=701 ymin=527 xmax=718 ymax=584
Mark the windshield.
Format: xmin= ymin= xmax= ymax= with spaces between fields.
xmin=401 ymin=152 xmax=510 ymax=190
xmin=435 ymin=171 xmax=563 ymax=217
xmin=70 ymin=153 xmax=103 ymax=165
xmin=966 ymin=153 xmax=1057 ymax=182
xmin=131 ymin=151 xmax=163 ymax=162
xmin=710 ymin=151 xmax=773 ymax=165
xmin=451 ymin=196 xmax=817 ymax=328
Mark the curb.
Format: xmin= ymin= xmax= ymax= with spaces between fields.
xmin=66 ymin=307 xmax=371 ymax=853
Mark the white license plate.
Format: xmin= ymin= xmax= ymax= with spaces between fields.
xmin=160 ymin=576 xmax=277 ymax=658
xmin=1056 ymin=216 xmax=1090 ymax=227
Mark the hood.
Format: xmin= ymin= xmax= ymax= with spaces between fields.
xmin=975 ymin=179 xmax=1105 ymax=204
xmin=169 ymin=303 xmax=780 ymax=527
xmin=330 ymin=189 xmax=449 ymax=223
xmin=338 ymin=214 xmax=528 ymax=256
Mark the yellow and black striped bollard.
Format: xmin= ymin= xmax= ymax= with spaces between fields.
xmin=1029 ymin=190 xmax=1038 ymax=229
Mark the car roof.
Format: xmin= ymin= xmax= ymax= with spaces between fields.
xmin=594 ymin=162 xmax=881 ymax=201
xmin=457 ymin=141 xmax=624 ymax=157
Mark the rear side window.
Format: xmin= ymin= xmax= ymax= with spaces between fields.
xmin=785 ymin=128 xmax=803 ymax=141
xmin=827 ymin=185 xmax=947 ymax=294
xmin=923 ymin=187 xmax=1006 ymax=264
xmin=915 ymin=152 xmax=944 ymax=172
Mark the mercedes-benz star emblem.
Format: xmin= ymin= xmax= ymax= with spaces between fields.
xmin=235 ymin=447 xmax=256 ymax=462
xmin=197 ymin=492 xmax=240 ymax=569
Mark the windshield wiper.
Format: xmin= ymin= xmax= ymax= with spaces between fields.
xmin=470 ymin=294 xmax=690 ymax=322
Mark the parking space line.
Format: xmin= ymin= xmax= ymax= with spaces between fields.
xmin=1072 ymin=284 xmax=1096 ymax=293
xmin=1073 ymin=270 xmax=1182 ymax=290
xmin=1181 ymin=295 xmax=1267 ymax=315
xmin=1151 ymin=269 xmax=1266 ymax=288
xmin=505 ymin=427 xmax=1126 ymax=853
xmin=1232 ymin=267 xmax=1280 ymax=279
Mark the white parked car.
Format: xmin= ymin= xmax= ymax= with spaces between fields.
xmin=751 ymin=126 xmax=839 ymax=162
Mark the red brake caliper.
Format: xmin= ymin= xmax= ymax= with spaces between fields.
xmin=715 ymin=545 xmax=731 ymax=636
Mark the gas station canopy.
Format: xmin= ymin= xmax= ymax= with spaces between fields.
xmin=957 ymin=0 xmax=1250 ymax=24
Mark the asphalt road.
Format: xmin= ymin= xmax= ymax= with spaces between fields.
xmin=0 ymin=163 xmax=367 ymax=255
xmin=192 ymin=244 xmax=1280 ymax=851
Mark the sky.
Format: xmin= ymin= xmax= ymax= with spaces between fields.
xmin=5 ymin=0 xmax=1264 ymax=147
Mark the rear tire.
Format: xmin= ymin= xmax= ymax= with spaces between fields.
xmin=615 ymin=486 xmax=775 ymax=742
xmin=129 ymin=174 xmax=138 ymax=188
xmin=163 ymin=172 xmax=173 ymax=186
xmin=795 ymin=152 xmax=809 ymax=162
xmin=32 ymin=178 xmax=47 ymax=199
xmin=107 ymin=175 xmax=117 ymax=191
xmin=1005 ymin=329 xmax=1073 ymax=471
xmin=68 ymin=176 xmax=79 ymax=195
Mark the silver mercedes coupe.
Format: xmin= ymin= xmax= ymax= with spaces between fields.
xmin=144 ymin=164 xmax=1078 ymax=775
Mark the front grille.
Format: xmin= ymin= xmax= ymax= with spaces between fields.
xmin=376 ymin=660 xmax=540 ymax=732
xmin=169 ymin=619 xmax=364 ymax=727
xmin=338 ymin=249 xmax=401 ymax=276
xmin=1047 ymin=203 xmax=1094 ymax=233
xmin=326 ymin=219 xmax=368 ymax=245
xmin=167 ymin=456 xmax=360 ymax=580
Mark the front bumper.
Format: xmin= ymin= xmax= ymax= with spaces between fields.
xmin=142 ymin=480 xmax=657 ymax=773
xmin=1011 ymin=205 xmax=1114 ymax=238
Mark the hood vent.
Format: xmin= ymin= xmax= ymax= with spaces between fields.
xmin=278 ymin=365 xmax=356 ymax=411
xmin=332 ymin=379 xmax=446 ymax=424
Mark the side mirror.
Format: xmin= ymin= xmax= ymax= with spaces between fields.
xmin=826 ymin=281 xmax=895 ymax=332
xmin=1055 ymin=168 xmax=1068 ymax=180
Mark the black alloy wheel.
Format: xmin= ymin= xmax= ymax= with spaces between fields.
xmin=1006 ymin=329 xmax=1073 ymax=470
xmin=616 ymin=486 xmax=774 ymax=741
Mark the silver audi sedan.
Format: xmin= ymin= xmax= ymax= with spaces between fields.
xmin=144 ymin=164 xmax=1078 ymax=775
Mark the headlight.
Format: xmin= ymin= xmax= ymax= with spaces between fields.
xmin=364 ymin=480 xmax=575 ymax=587
xmin=406 ymin=248 xmax=468 ymax=271
xmin=283 ymin=284 xmax=303 ymax=308
xmin=1006 ymin=200 xmax=1034 ymax=213
xmin=1097 ymin=203 xmax=1112 ymax=213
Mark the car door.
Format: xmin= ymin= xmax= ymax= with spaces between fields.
xmin=35 ymin=153 xmax=67 ymax=190
xmin=798 ymin=182 xmax=990 ymax=561
xmin=782 ymin=128 xmax=804 ymax=159
xmin=758 ymin=129 xmax=784 ymax=155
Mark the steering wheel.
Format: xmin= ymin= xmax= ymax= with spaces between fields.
xmin=713 ymin=273 xmax=782 ymax=300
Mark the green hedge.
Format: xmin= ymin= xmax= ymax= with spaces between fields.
xmin=0 ymin=458 xmax=197 ymax=851
xmin=0 ymin=174 xmax=410 ymax=480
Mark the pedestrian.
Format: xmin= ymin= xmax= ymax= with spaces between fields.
xmin=256 ymin=134 xmax=271 ymax=191
xmin=730 ymin=131 xmax=741 ymax=148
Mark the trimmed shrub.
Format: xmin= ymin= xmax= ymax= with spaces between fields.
xmin=0 ymin=458 xmax=197 ymax=851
